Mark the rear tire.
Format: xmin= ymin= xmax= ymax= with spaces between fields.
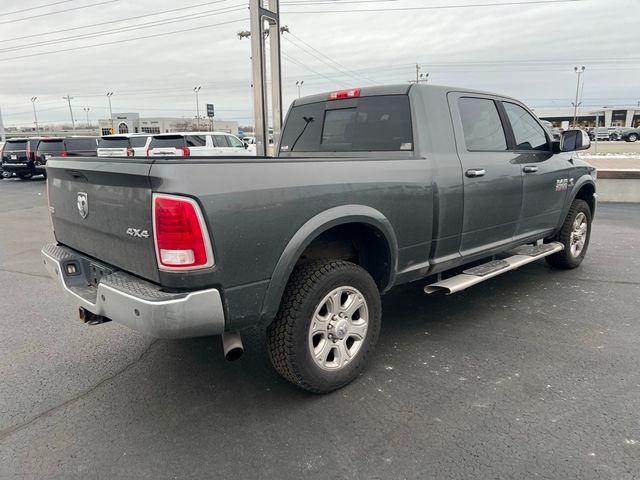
xmin=267 ymin=260 xmax=381 ymax=393
xmin=546 ymin=199 xmax=592 ymax=269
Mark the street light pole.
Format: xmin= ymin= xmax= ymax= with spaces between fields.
xmin=106 ymin=92 xmax=114 ymax=130
xmin=194 ymin=86 xmax=202 ymax=129
xmin=296 ymin=80 xmax=304 ymax=98
xmin=30 ymin=97 xmax=40 ymax=135
xmin=83 ymin=107 xmax=90 ymax=128
xmin=63 ymin=94 xmax=75 ymax=133
xmin=572 ymin=66 xmax=585 ymax=127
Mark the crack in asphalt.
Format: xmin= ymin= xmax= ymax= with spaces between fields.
xmin=0 ymin=339 xmax=160 ymax=444
xmin=0 ymin=267 xmax=49 ymax=279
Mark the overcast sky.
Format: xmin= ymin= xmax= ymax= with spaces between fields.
xmin=1 ymin=0 xmax=638 ymax=128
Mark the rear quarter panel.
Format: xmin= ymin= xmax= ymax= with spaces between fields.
xmin=149 ymin=157 xmax=433 ymax=328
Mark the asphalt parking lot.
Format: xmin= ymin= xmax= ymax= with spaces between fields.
xmin=1 ymin=178 xmax=639 ymax=480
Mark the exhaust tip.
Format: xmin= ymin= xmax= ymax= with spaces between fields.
xmin=225 ymin=347 xmax=244 ymax=362
xmin=221 ymin=331 xmax=244 ymax=362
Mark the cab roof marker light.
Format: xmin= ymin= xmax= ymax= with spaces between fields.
xmin=328 ymin=88 xmax=361 ymax=101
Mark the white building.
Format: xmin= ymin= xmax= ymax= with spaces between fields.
xmin=532 ymin=106 xmax=640 ymax=129
xmin=98 ymin=113 xmax=239 ymax=136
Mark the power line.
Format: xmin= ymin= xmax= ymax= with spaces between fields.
xmin=0 ymin=0 xmax=231 ymax=43
xmin=0 ymin=0 xmax=120 ymax=25
xmin=0 ymin=18 xmax=247 ymax=62
xmin=0 ymin=0 xmax=73 ymax=16
xmin=284 ymin=31 xmax=377 ymax=84
xmin=0 ymin=4 xmax=247 ymax=53
xmin=280 ymin=50 xmax=350 ymax=87
xmin=282 ymin=35 xmax=376 ymax=85
xmin=281 ymin=0 xmax=588 ymax=13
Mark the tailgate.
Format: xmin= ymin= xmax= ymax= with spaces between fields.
xmin=47 ymin=157 xmax=160 ymax=283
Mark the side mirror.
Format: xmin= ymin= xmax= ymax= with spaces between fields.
xmin=560 ymin=129 xmax=590 ymax=152
xmin=244 ymin=142 xmax=248 ymax=149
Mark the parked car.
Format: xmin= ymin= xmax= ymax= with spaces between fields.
xmin=621 ymin=127 xmax=640 ymax=142
xmin=146 ymin=132 xmax=255 ymax=157
xmin=1 ymin=137 xmax=43 ymax=179
xmin=42 ymin=84 xmax=596 ymax=393
xmin=540 ymin=120 xmax=561 ymax=141
xmin=0 ymin=141 xmax=7 ymax=179
xmin=36 ymin=137 xmax=99 ymax=172
xmin=97 ymin=135 xmax=133 ymax=157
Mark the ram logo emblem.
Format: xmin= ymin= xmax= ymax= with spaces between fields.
xmin=77 ymin=192 xmax=88 ymax=219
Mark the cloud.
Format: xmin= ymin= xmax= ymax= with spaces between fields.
xmin=0 ymin=0 xmax=638 ymax=127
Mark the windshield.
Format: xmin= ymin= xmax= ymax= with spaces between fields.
xmin=98 ymin=137 xmax=130 ymax=148
xmin=149 ymin=135 xmax=185 ymax=148
xmin=280 ymin=95 xmax=413 ymax=153
xmin=37 ymin=140 xmax=65 ymax=153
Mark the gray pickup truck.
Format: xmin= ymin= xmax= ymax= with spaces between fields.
xmin=42 ymin=84 xmax=596 ymax=393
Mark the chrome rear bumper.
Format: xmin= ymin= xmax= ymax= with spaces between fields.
xmin=41 ymin=243 xmax=225 ymax=338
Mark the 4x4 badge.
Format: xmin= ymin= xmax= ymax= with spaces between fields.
xmin=77 ymin=192 xmax=88 ymax=219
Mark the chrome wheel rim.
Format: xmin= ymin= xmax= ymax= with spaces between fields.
xmin=308 ymin=286 xmax=369 ymax=371
xmin=570 ymin=212 xmax=588 ymax=257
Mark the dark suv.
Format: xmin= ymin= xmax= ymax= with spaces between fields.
xmin=1 ymin=138 xmax=42 ymax=179
xmin=33 ymin=137 xmax=99 ymax=177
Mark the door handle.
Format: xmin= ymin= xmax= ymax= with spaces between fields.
xmin=465 ymin=168 xmax=486 ymax=178
xmin=523 ymin=165 xmax=539 ymax=173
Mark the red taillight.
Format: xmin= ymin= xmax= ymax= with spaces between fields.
xmin=153 ymin=195 xmax=213 ymax=270
xmin=127 ymin=147 xmax=134 ymax=156
xmin=179 ymin=146 xmax=190 ymax=156
xmin=328 ymin=88 xmax=360 ymax=100
xmin=59 ymin=151 xmax=68 ymax=157
xmin=146 ymin=147 xmax=151 ymax=157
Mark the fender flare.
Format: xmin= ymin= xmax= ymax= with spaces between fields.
xmin=259 ymin=205 xmax=398 ymax=324
xmin=555 ymin=176 xmax=596 ymax=231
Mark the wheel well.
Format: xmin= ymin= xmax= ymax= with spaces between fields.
xmin=297 ymin=223 xmax=391 ymax=289
xmin=575 ymin=183 xmax=595 ymax=215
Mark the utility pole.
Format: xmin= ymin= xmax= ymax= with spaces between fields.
xmin=572 ymin=66 xmax=585 ymax=127
xmin=194 ymin=86 xmax=202 ymax=130
xmin=240 ymin=0 xmax=282 ymax=156
xmin=409 ymin=70 xmax=428 ymax=84
xmin=31 ymin=97 xmax=40 ymax=135
xmin=106 ymin=92 xmax=114 ymax=130
xmin=296 ymin=80 xmax=304 ymax=98
xmin=63 ymin=94 xmax=75 ymax=133
xmin=83 ymin=107 xmax=90 ymax=128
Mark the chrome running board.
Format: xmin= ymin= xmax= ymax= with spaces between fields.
xmin=424 ymin=242 xmax=564 ymax=295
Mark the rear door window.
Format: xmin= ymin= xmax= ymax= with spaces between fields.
xmin=150 ymin=136 xmax=185 ymax=148
xmin=66 ymin=138 xmax=96 ymax=151
xmin=98 ymin=137 xmax=130 ymax=148
xmin=186 ymin=135 xmax=207 ymax=147
xmin=502 ymin=102 xmax=549 ymax=151
xmin=458 ymin=97 xmax=507 ymax=151
xmin=38 ymin=140 xmax=65 ymax=153
xmin=213 ymin=135 xmax=230 ymax=147
xmin=4 ymin=141 xmax=27 ymax=152
xmin=280 ymin=95 xmax=413 ymax=152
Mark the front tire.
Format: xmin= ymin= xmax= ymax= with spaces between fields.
xmin=546 ymin=199 xmax=592 ymax=269
xmin=627 ymin=133 xmax=638 ymax=142
xmin=267 ymin=260 xmax=381 ymax=393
